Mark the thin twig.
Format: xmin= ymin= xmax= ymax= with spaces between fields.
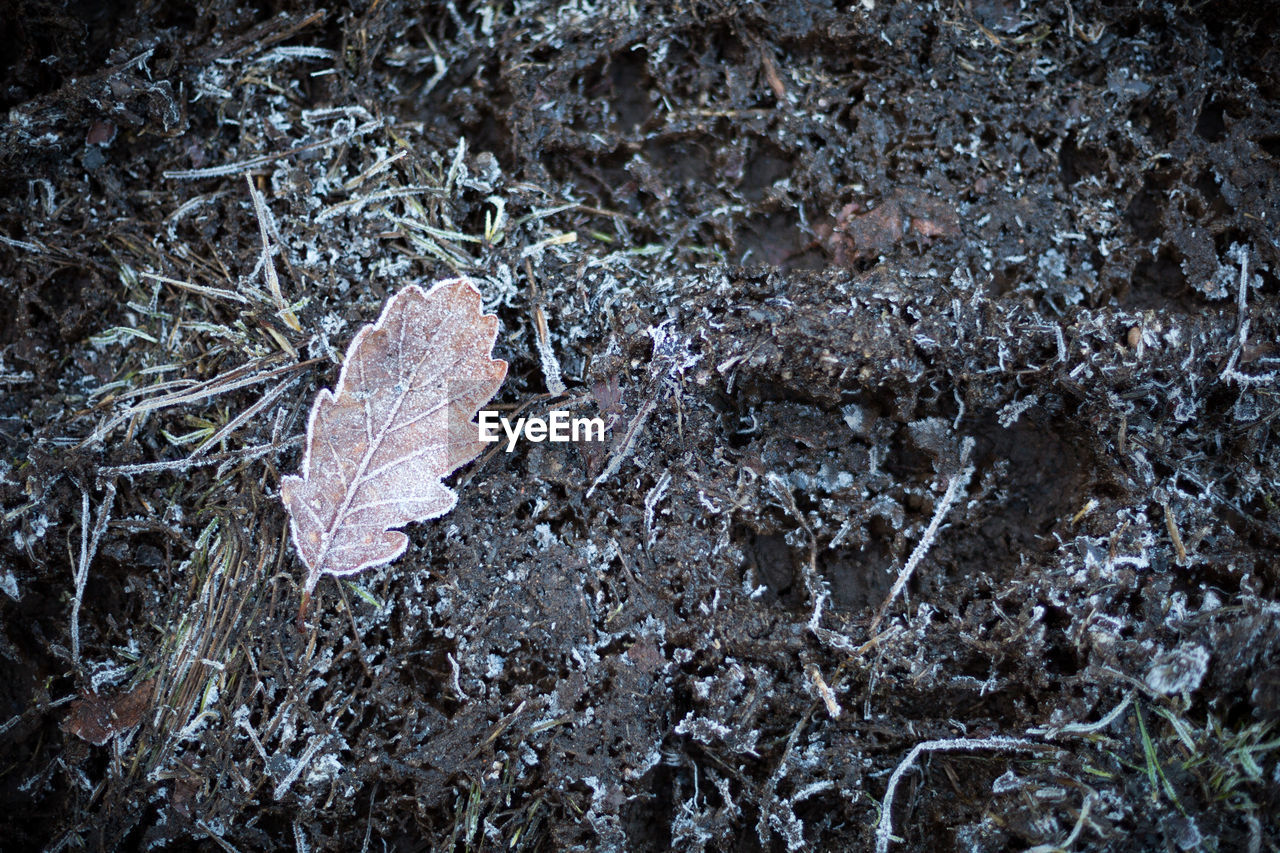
xmin=360 ymin=782 xmax=379 ymax=853
xmin=162 ymin=117 xmax=384 ymax=180
xmin=875 ymin=736 xmax=1040 ymax=853
xmin=525 ymin=258 xmax=566 ymax=395
xmin=585 ymin=394 xmax=658 ymax=499
xmin=869 ymin=437 xmax=976 ymax=634
xmin=756 ymin=706 xmax=812 ymax=843
xmin=97 ymin=435 xmax=301 ymax=483
xmin=0 ymin=694 xmax=75 ymax=737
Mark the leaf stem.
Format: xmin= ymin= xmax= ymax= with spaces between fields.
xmin=296 ymin=589 xmax=311 ymax=632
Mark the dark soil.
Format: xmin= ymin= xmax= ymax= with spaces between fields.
xmin=2 ymin=1 xmax=1279 ymax=851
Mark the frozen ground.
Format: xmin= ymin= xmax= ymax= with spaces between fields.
xmin=1 ymin=1 xmax=1278 ymax=850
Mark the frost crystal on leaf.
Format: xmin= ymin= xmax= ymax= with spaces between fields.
xmin=281 ymin=278 xmax=506 ymax=599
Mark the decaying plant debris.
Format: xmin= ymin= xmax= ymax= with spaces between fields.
xmin=1 ymin=1 xmax=1278 ymax=850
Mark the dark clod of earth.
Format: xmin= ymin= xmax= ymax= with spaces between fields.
xmin=2 ymin=1 xmax=1279 ymax=850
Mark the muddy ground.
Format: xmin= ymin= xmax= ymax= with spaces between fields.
xmin=2 ymin=1 xmax=1279 ymax=850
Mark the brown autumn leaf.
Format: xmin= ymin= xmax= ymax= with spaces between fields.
xmin=64 ymin=678 xmax=154 ymax=746
xmin=281 ymin=278 xmax=507 ymax=603
xmin=815 ymin=191 xmax=959 ymax=266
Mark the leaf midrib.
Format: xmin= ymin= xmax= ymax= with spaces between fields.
xmin=310 ymin=305 xmax=476 ymax=579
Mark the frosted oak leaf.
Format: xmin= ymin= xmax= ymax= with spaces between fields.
xmin=281 ymin=279 xmax=506 ymax=623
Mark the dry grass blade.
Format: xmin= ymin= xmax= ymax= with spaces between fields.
xmin=130 ymin=514 xmax=277 ymax=819
xmin=141 ymin=272 xmax=250 ymax=305
xmin=245 ymin=175 xmax=302 ymax=331
xmin=85 ymin=356 xmax=316 ymax=446
xmin=189 ymin=373 xmax=301 ymax=459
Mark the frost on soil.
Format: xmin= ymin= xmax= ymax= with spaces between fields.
xmin=1 ymin=2 xmax=1279 ymax=851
